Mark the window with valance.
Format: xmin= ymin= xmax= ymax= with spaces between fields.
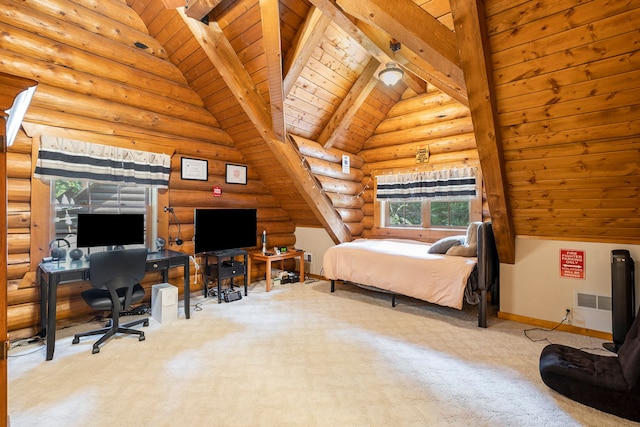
xmin=376 ymin=167 xmax=477 ymax=202
xmin=34 ymin=136 xmax=171 ymax=188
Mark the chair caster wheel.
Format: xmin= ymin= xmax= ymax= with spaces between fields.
xmin=143 ymin=319 xmax=149 ymax=327
xmin=72 ymin=337 xmax=79 ymax=344
xmin=92 ymin=346 xmax=100 ymax=354
xmin=139 ymin=335 xmax=145 ymax=342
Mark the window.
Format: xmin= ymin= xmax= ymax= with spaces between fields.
xmin=52 ymin=179 xmax=156 ymax=250
xmin=383 ymin=200 xmax=471 ymax=228
xmin=377 ymin=167 xmax=481 ymax=231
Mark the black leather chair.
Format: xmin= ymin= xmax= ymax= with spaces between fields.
xmin=539 ymin=306 xmax=640 ymax=422
xmin=72 ymin=248 xmax=150 ymax=354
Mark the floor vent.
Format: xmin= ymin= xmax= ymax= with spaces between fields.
xmin=577 ymin=293 xmax=612 ymax=311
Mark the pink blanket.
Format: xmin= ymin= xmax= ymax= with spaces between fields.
xmin=323 ymin=239 xmax=477 ymax=310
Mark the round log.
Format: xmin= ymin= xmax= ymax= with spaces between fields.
xmin=387 ymin=90 xmax=455 ymax=117
xmin=7 ymin=152 xmax=31 ymax=178
xmin=290 ymin=134 xmax=365 ymax=168
xmin=8 ymin=211 xmax=29 ymax=229
xmin=326 ymin=192 xmax=365 ymax=209
xmin=366 ymin=117 xmax=474 ymax=149
xmin=305 ymin=156 xmax=364 ymax=182
xmin=317 ymin=176 xmax=363 ymax=195
xmin=377 ymin=101 xmax=470 ymax=134
xmin=359 ymin=133 xmax=477 ymax=163
xmin=336 ymin=208 xmax=364 ymax=223
xmin=7 ymin=178 xmax=30 ymax=202
xmin=345 ymin=222 xmax=364 ymax=236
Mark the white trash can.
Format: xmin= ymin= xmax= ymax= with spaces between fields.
xmin=151 ymin=283 xmax=178 ymax=323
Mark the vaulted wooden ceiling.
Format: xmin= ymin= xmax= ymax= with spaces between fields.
xmin=124 ymin=0 xmax=515 ymax=261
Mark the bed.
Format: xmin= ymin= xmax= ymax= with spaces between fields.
xmin=323 ymin=221 xmax=499 ymax=327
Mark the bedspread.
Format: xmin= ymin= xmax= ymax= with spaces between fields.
xmin=323 ymin=238 xmax=477 ymax=310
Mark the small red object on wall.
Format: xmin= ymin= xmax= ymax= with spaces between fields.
xmin=212 ymin=186 xmax=222 ymax=197
xmin=560 ymin=249 xmax=585 ymax=279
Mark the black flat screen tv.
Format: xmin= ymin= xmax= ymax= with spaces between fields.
xmin=194 ymin=208 xmax=257 ymax=254
xmin=76 ymin=213 xmax=145 ymax=248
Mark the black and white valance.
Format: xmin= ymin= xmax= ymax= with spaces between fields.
xmin=376 ymin=167 xmax=477 ymax=202
xmin=34 ymin=136 xmax=171 ymax=188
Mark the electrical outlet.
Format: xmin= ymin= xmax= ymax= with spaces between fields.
xmin=305 ymin=252 xmax=313 ymax=263
xmin=564 ymin=308 xmax=572 ymax=324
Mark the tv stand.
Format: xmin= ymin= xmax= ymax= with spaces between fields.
xmin=204 ymin=248 xmax=248 ymax=303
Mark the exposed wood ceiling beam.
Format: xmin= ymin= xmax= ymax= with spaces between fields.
xmin=259 ymin=0 xmax=286 ymax=141
xmin=318 ymin=58 xmax=380 ymax=149
xmin=450 ymin=0 xmax=515 ymax=264
xmin=160 ymin=0 xmax=185 ymax=9
xmin=185 ymin=0 xmax=223 ymax=20
xmin=337 ymin=0 xmax=467 ymax=105
xmin=178 ymin=7 xmax=352 ymax=244
xmin=283 ymin=6 xmax=331 ymax=97
xmin=308 ymin=0 xmax=424 ymax=94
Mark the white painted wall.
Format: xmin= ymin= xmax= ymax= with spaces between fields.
xmin=501 ymin=237 xmax=640 ymax=333
xmin=294 ymin=226 xmax=335 ymax=276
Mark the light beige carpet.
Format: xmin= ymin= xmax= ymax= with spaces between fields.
xmin=8 ymin=280 xmax=638 ymax=427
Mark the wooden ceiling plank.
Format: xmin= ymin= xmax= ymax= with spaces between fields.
xmin=337 ymin=0 xmax=467 ymax=103
xmin=450 ymin=0 xmax=515 ymax=264
xmin=259 ymin=0 xmax=286 ymax=141
xmin=161 ymin=0 xmax=186 ymax=9
xmin=185 ymin=0 xmax=224 ymax=20
xmin=319 ymin=58 xmax=380 ymax=149
xmin=283 ymin=6 xmax=332 ymax=97
xmin=178 ymin=7 xmax=351 ymax=243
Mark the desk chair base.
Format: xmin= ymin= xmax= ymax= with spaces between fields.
xmin=72 ymin=317 xmax=149 ymax=354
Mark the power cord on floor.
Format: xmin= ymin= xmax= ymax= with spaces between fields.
xmin=524 ymin=317 xmax=568 ymax=344
xmin=8 ymin=336 xmax=45 ymax=357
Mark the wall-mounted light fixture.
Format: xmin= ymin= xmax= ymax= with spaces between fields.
xmin=378 ymin=40 xmax=404 ymax=86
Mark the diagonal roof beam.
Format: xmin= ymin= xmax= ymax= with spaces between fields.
xmin=185 ymin=0 xmax=224 ymax=20
xmin=450 ymin=0 xmax=515 ymax=264
xmin=307 ymin=0 xmax=424 ymax=94
xmin=178 ymin=7 xmax=352 ymax=243
xmin=283 ymin=6 xmax=332 ymax=97
xmin=259 ymin=0 xmax=286 ymax=141
xmin=318 ymin=58 xmax=380 ymax=149
xmin=336 ymin=0 xmax=467 ymax=105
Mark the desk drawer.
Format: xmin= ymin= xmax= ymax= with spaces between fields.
xmin=146 ymin=259 xmax=170 ymax=272
xmin=208 ymin=262 xmax=245 ymax=279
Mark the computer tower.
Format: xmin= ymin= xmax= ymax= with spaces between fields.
xmin=604 ymin=250 xmax=635 ymax=353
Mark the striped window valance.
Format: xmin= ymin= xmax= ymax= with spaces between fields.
xmin=376 ymin=167 xmax=477 ymax=202
xmin=34 ymin=136 xmax=171 ymax=188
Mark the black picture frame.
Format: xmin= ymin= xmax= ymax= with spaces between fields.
xmin=225 ymin=163 xmax=247 ymax=185
xmin=181 ymin=157 xmax=208 ymax=181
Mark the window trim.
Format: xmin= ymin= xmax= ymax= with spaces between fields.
xmin=372 ymin=166 xmax=483 ymax=240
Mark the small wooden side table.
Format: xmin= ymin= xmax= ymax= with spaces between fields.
xmin=248 ymin=249 xmax=305 ymax=292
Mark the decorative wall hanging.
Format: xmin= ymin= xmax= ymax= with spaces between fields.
xmin=225 ymin=163 xmax=247 ymax=185
xmin=181 ymin=157 xmax=208 ymax=181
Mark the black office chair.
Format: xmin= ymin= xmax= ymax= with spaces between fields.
xmin=72 ymin=248 xmax=150 ymax=354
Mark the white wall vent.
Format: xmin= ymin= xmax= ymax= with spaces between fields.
xmin=577 ymin=292 xmax=612 ymax=311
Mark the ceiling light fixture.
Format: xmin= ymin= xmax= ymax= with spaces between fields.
xmin=379 ymin=62 xmax=404 ymax=86
xmin=378 ymin=40 xmax=404 ymax=86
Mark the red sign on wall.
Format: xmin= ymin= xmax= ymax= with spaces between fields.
xmin=560 ymin=249 xmax=586 ymax=279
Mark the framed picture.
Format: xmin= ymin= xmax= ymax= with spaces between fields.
xmin=181 ymin=157 xmax=208 ymax=181
xmin=226 ymin=163 xmax=247 ymax=185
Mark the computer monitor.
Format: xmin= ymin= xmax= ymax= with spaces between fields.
xmin=76 ymin=213 xmax=145 ymax=248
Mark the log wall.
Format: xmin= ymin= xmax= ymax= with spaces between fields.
xmin=2 ymin=0 xmax=295 ymax=338
xmin=359 ymin=88 xmax=485 ymax=242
